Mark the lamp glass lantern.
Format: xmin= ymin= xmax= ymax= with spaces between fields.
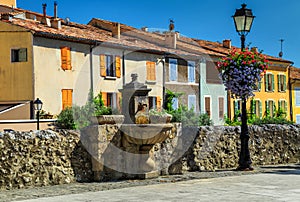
xmin=33 ymin=98 xmax=43 ymax=111
xmin=233 ymin=4 xmax=255 ymax=36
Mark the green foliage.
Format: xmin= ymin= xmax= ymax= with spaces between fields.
xmin=164 ymin=89 xmax=183 ymax=111
xmin=93 ymin=92 xmax=112 ymax=116
xmin=251 ymin=117 xmax=294 ymax=125
xmin=56 ymin=107 xmax=75 ymax=129
xmin=198 ymin=113 xmax=213 ymax=126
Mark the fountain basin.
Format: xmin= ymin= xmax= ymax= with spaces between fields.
xmin=121 ymin=124 xmax=173 ymax=145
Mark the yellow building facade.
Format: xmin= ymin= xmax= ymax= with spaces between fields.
xmin=0 ymin=0 xmax=16 ymax=7
xmin=229 ymin=60 xmax=293 ymax=121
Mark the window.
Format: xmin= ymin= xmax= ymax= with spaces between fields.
xmin=252 ymin=99 xmax=262 ymax=118
xmin=204 ymin=96 xmax=211 ymax=117
xmin=265 ymin=73 xmax=274 ymax=92
xmin=253 ymin=81 xmax=261 ymax=92
xmin=295 ymin=88 xmax=300 ymax=107
xmin=169 ymin=59 xmax=177 ymax=81
xmin=172 ymin=97 xmax=178 ymax=110
xmin=148 ymin=96 xmax=162 ymax=110
xmin=278 ymin=74 xmax=287 ymax=92
xmin=100 ymin=55 xmax=121 ymax=78
xmin=188 ymin=95 xmax=196 ymax=112
xmin=188 ymin=61 xmax=195 ymax=83
xmin=234 ymin=100 xmax=242 ymax=117
xmin=61 ymin=47 xmax=71 ymax=70
xmin=146 ymin=61 xmax=156 ymax=81
xmin=101 ymin=92 xmax=120 ymax=109
xmin=218 ymin=97 xmax=224 ymax=119
xmin=265 ymin=100 xmax=275 ymax=117
xmin=296 ymin=115 xmax=300 ymax=124
xmin=11 ymin=48 xmax=27 ymax=62
xmin=278 ymin=100 xmax=287 ymax=114
xmin=62 ymin=89 xmax=73 ymax=110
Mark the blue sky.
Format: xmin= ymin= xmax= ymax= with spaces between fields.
xmin=17 ymin=0 xmax=300 ymax=66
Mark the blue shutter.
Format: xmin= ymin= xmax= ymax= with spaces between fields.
xmin=188 ymin=61 xmax=195 ymax=82
xmin=296 ymin=88 xmax=300 ymax=106
xmin=169 ymin=59 xmax=177 ymax=81
xmin=172 ymin=97 xmax=178 ymax=110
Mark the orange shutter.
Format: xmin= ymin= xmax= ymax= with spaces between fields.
xmin=100 ymin=55 xmax=106 ymax=77
xmin=156 ymin=96 xmax=162 ymax=110
xmin=117 ymin=92 xmax=122 ymax=111
xmin=147 ymin=62 xmax=156 ymax=81
xmin=62 ymin=89 xmax=73 ymax=110
xmin=61 ymin=47 xmax=71 ymax=70
xmin=116 ymin=56 xmax=121 ymax=78
xmin=101 ymin=92 xmax=107 ymax=106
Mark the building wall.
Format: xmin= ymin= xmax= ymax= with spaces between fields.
xmin=33 ymin=37 xmax=91 ymax=115
xmin=0 ymin=22 xmax=33 ymax=102
xmin=291 ymin=81 xmax=300 ymax=123
xmin=200 ymin=58 xmax=227 ymax=125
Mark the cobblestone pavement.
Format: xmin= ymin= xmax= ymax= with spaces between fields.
xmin=0 ymin=164 xmax=299 ymax=202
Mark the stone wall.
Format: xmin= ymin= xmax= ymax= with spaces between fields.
xmin=0 ymin=130 xmax=92 ymax=190
xmin=184 ymin=125 xmax=300 ymax=171
xmin=0 ymin=124 xmax=299 ymax=189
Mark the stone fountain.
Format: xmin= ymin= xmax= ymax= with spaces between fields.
xmin=119 ymin=73 xmax=173 ymax=178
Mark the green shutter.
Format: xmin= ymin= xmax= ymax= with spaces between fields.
xmin=258 ymin=81 xmax=261 ymax=91
xmin=273 ymin=101 xmax=276 ymax=117
xmin=234 ymin=100 xmax=238 ymax=115
xmin=277 ymin=75 xmax=280 ymax=92
xmin=265 ymin=75 xmax=268 ymax=92
xmin=284 ymin=100 xmax=287 ymax=113
xmin=283 ymin=75 xmax=287 ymax=91
xmin=265 ymin=100 xmax=269 ymax=116
xmin=19 ymin=48 xmax=27 ymax=62
xmin=271 ymin=74 xmax=275 ymax=91
xmin=259 ymin=100 xmax=262 ymax=118
xmin=278 ymin=100 xmax=281 ymax=111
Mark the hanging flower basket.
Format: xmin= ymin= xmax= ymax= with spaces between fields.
xmin=217 ymin=48 xmax=270 ymax=99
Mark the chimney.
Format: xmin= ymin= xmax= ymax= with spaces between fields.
xmin=141 ymin=26 xmax=148 ymax=32
xmin=112 ymin=22 xmax=121 ymax=39
xmin=223 ymin=39 xmax=231 ymax=49
xmin=54 ymin=1 xmax=58 ymax=19
xmin=165 ymin=32 xmax=178 ymax=49
xmin=41 ymin=3 xmax=51 ymax=26
xmin=51 ymin=1 xmax=61 ymax=29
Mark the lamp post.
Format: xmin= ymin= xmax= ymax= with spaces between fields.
xmin=232 ymin=4 xmax=255 ymax=170
xmin=33 ymin=98 xmax=43 ymax=130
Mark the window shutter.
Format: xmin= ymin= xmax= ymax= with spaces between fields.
xmin=265 ymin=100 xmax=269 ymax=114
xmin=234 ymin=100 xmax=238 ymax=115
xmin=258 ymin=81 xmax=261 ymax=91
xmin=101 ymin=92 xmax=107 ymax=106
xmin=205 ymin=97 xmax=211 ymax=116
xmin=283 ymin=75 xmax=286 ymax=91
xmin=277 ymin=75 xmax=280 ymax=92
xmin=151 ymin=62 xmax=156 ymax=81
xmin=62 ymin=89 xmax=72 ymax=110
xmin=115 ymin=56 xmax=121 ymax=78
xmin=219 ymin=97 xmax=224 ymax=119
xmin=265 ymin=75 xmax=268 ymax=92
xmin=284 ymin=100 xmax=287 ymax=113
xmin=100 ymin=55 xmax=106 ymax=77
xmin=156 ymin=96 xmax=162 ymax=110
xmin=278 ymin=100 xmax=282 ymax=111
xmin=271 ymin=74 xmax=275 ymax=91
xmin=66 ymin=48 xmax=71 ymax=70
xmin=19 ymin=48 xmax=27 ymax=62
xmin=272 ymin=101 xmax=276 ymax=116
xmin=61 ymin=47 xmax=68 ymax=70
xmin=146 ymin=62 xmax=151 ymax=80
xmin=259 ymin=100 xmax=262 ymax=118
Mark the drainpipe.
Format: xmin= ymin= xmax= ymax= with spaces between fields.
xmin=288 ymin=63 xmax=295 ymax=122
xmin=198 ymin=59 xmax=201 ymax=113
xmin=122 ymin=50 xmax=126 ymax=86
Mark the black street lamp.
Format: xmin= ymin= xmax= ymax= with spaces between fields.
xmin=232 ymin=4 xmax=255 ymax=171
xmin=33 ymin=98 xmax=43 ymax=130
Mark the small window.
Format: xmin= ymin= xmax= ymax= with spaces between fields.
xmin=146 ymin=61 xmax=156 ymax=81
xmin=218 ymin=97 xmax=224 ymax=119
xmin=265 ymin=73 xmax=274 ymax=92
xmin=278 ymin=100 xmax=287 ymax=114
xmin=11 ymin=48 xmax=27 ymax=62
xmin=278 ymin=74 xmax=287 ymax=92
xmin=205 ymin=96 xmax=211 ymax=117
xmin=188 ymin=95 xmax=196 ymax=112
xmin=188 ymin=61 xmax=195 ymax=83
xmin=252 ymin=100 xmax=262 ymax=118
xmin=234 ymin=100 xmax=242 ymax=117
xmin=106 ymin=55 xmax=115 ymax=77
xmin=169 ymin=59 xmax=177 ymax=81
xmin=253 ymin=81 xmax=261 ymax=92
xmin=148 ymin=96 xmax=157 ymax=110
xmin=172 ymin=97 xmax=178 ymax=110
xmin=100 ymin=55 xmax=121 ymax=78
xmin=295 ymin=88 xmax=300 ymax=107
xmin=266 ymin=100 xmax=275 ymax=117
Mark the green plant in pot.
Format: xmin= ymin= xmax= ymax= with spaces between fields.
xmin=149 ymin=108 xmax=172 ymax=124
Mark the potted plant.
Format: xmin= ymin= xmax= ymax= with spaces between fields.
xmin=90 ymin=92 xmax=124 ymax=125
xmin=149 ymin=109 xmax=172 ymax=124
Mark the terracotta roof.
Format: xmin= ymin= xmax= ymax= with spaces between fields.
xmin=290 ymin=67 xmax=300 ymax=79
